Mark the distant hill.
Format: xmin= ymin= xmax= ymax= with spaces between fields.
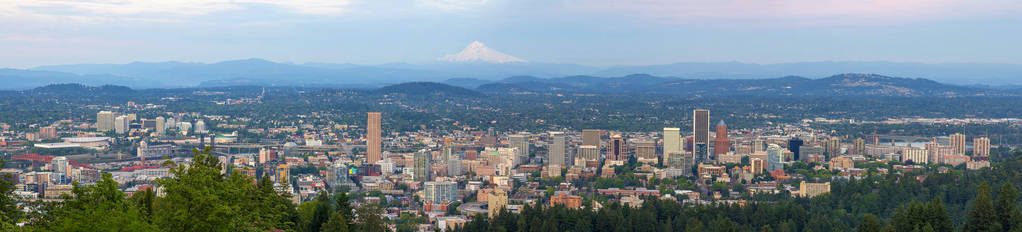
xmin=30 ymin=83 xmax=135 ymax=95
xmin=13 ymin=58 xmax=1022 ymax=89
xmin=475 ymin=73 xmax=998 ymax=97
xmin=374 ymin=82 xmax=484 ymax=98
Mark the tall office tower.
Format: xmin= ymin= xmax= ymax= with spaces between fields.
xmin=414 ymin=150 xmax=432 ymax=182
xmin=367 ymin=112 xmax=382 ymax=164
xmin=663 ymin=127 xmax=681 ymax=154
xmin=155 ymin=117 xmax=165 ymax=135
xmin=692 ymin=109 xmax=710 ymax=161
xmin=950 ymin=133 xmax=966 ymax=155
xmin=51 ymin=156 xmax=70 ymax=177
xmin=447 ymin=154 xmax=463 ymax=176
xmin=577 ymin=145 xmax=599 ymax=166
xmin=114 ymin=115 xmax=130 ymax=134
xmin=39 ymin=126 xmax=57 ymax=139
xmin=423 ymin=181 xmax=458 ymax=204
xmin=824 ymin=137 xmax=841 ymax=158
xmin=925 ymin=141 xmax=941 ymax=163
xmin=141 ymin=119 xmax=157 ymax=129
xmin=853 ymin=138 xmax=866 ymax=156
xmin=165 ymin=117 xmax=176 ymax=130
xmin=609 ymin=134 xmax=625 ymax=161
xmin=97 ymin=111 xmax=116 ymax=131
xmin=713 ymin=120 xmax=729 ymax=155
xmin=582 ymin=129 xmax=601 ymax=147
xmin=634 ymin=140 xmax=658 ymax=164
xmin=767 ymin=144 xmax=784 ymax=172
xmin=549 ymin=132 xmax=566 ymax=166
xmin=194 ymin=120 xmax=207 ymax=134
xmin=788 ymin=138 xmax=804 ymax=161
xmin=276 ymin=164 xmax=290 ymax=184
xmin=509 ymin=134 xmax=529 ymax=164
xmin=752 ymin=139 xmax=765 ymax=152
xmin=974 ymin=137 xmax=991 ymax=157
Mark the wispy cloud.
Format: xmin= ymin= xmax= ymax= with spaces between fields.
xmin=565 ymin=0 xmax=1022 ymax=25
xmin=0 ymin=0 xmax=354 ymax=23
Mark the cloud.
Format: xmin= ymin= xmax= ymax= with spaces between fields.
xmin=0 ymin=0 xmax=354 ymax=23
xmin=564 ymin=0 xmax=1022 ymax=25
xmin=417 ymin=0 xmax=490 ymax=11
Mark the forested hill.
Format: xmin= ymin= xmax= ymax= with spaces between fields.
xmin=468 ymin=73 xmax=1001 ymax=97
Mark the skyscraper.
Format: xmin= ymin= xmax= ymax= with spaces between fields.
xmin=713 ymin=120 xmax=729 ymax=155
xmin=51 ymin=156 xmax=70 ymax=177
xmin=549 ymin=132 xmax=566 ymax=166
xmin=115 ymin=115 xmax=130 ymax=134
xmin=582 ymin=129 xmax=601 ymax=147
xmin=509 ymin=134 xmax=529 ymax=164
xmin=767 ymin=144 xmax=784 ymax=172
xmin=96 ymin=111 xmax=115 ymax=132
xmin=414 ymin=150 xmax=432 ymax=182
xmin=950 ymin=133 xmax=966 ymax=155
xmin=367 ymin=112 xmax=382 ymax=164
xmin=634 ymin=140 xmax=657 ymax=164
xmin=39 ymin=126 xmax=57 ymax=139
xmin=663 ymin=127 xmax=681 ymax=154
xmin=853 ymin=138 xmax=866 ymax=156
xmin=424 ymin=181 xmax=458 ymax=204
xmin=692 ymin=109 xmax=710 ymax=161
xmin=577 ymin=145 xmax=599 ymax=167
xmin=155 ymin=116 xmax=165 ymax=135
xmin=609 ymin=134 xmax=625 ymax=161
xmin=194 ymin=120 xmax=207 ymax=134
xmin=825 ymin=137 xmax=842 ymax=158
xmin=788 ymin=138 xmax=803 ymax=161
xmin=974 ymin=137 xmax=991 ymax=157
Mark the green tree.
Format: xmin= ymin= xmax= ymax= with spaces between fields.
xmin=0 ymin=160 xmax=21 ymax=225
xmin=307 ymin=191 xmax=333 ymax=232
xmin=856 ymin=214 xmax=883 ymax=232
xmin=42 ymin=173 xmax=158 ymax=231
xmin=996 ymin=183 xmax=1022 ymax=231
xmin=321 ymin=212 xmax=350 ymax=232
xmin=965 ymin=182 xmax=1001 ymax=232
xmin=354 ymin=204 xmax=388 ymax=232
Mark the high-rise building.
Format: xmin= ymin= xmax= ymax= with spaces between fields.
xmin=488 ymin=188 xmax=508 ymax=218
xmin=414 ymin=150 xmax=432 ymax=182
xmin=165 ymin=117 xmax=176 ymax=130
xmin=974 ymin=137 xmax=991 ymax=157
xmin=155 ymin=117 xmax=166 ymax=135
xmin=950 ymin=133 xmax=966 ymax=155
xmin=609 ymin=134 xmax=625 ymax=161
xmin=634 ymin=140 xmax=657 ymax=164
xmin=692 ymin=109 xmax=710 ymax=161
xmin=194 ymin=120 xmax=207 ymax=134
xmin=824 ymin=137 xmax=842 ymax=158
xmin=582 ymin=129 xmax=601 ymax=147
xmin=39 ymin=126 xmax=57 ymax=139
xmin=276 ymin=164 xmax=290 ymax=184
xmin=51 ymin=156 xmax=70 ymax=177
xmin=788 ymin=138 xmax=803 ymax=161
xmin=114 ymin=115 xmax=130 ymax=134
xmin=713 ymin=120 xmax=729 ymax=155
xmin=97 ymin=111 xmax=116 ymax=132
xmin=141 ymin=119 xmax=157 ymax=130
xmin=902 ymin=147 xmax=928 ymax=164
xmin=509 ymin=134 xmax=529 ymax=164
xmin=767 ymin=144 xmax=784 ymax=172
xmin=424 ymin=181 xmax=458 ymax=204
xmin=853 ymin=138 xmax=866 ymax=156
xmin=925 ymin=141 xmax=940 ymax=163
xmin=576 ymin=145 xmax=599 ymax=166
xmin=549 ymin=132 xmax=566 ymax=166
xmin=663 ymin=127 xmax=681 ymax=154
xmin=367 ymin=112 xmax=382 ymax=164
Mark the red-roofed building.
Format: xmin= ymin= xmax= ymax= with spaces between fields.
xmin=770 ymin=169 xmax=791 ymax=181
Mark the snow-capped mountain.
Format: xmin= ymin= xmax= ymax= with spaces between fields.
xmin=440 ymin=41 xmax=527 ymax=63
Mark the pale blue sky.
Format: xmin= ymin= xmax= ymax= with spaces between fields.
xmin=2 ymin=0 xmax=1022 ymax=68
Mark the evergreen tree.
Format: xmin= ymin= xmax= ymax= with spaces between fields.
xmin=0 ymin=160 xmax=21 ymax=226
xmin=966 ymin=182 xmax=1001 ymax=232
xmin=856 ymin=214 xmax=883 ymax=232
xmin=307 ymin=191 xmax=333 ymax=232
xmin=44 ymin=173 xmax=158 ymax=231
xmin=322 ymin=212 xmax=350 ymax=232
xmin=996 ymin=183 xmax=1022 ymax=231
xmin=354 ymin=204 xmax=388 ymax=232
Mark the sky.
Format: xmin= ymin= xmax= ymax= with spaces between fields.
xmin=2 ymin=0 xmax=1022 ymax=68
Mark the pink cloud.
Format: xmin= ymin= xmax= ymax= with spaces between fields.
xmin=565 ymin=0 xmax=1022 ymax=25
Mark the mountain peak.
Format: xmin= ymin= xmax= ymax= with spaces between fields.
xmin=440 ymin=41 xmax=527 ymax=63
